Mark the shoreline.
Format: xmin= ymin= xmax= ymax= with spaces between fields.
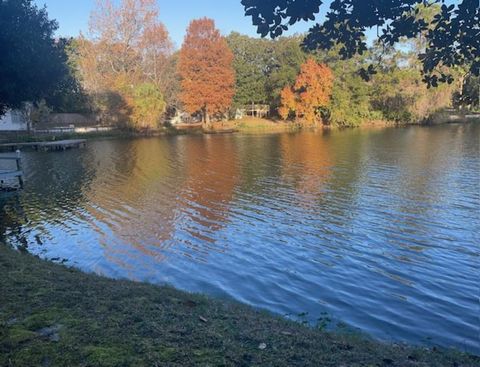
xmin=0 ymin=116 xmax=478 ymax=145
xmin=1 ymin=244 xmax=478 ymax=366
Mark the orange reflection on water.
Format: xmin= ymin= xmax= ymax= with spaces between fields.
xmin=279 ymin=131 xmax=333 ymax=198
xmin=180 ymin=135 xmax=240 ymax=232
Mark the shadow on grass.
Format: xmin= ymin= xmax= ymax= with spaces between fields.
xmin=0 ymin=245 xmax=478 ymax=366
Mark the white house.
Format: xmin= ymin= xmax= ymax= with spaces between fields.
xmin=0 ymin=110 xmax=30 ymax=131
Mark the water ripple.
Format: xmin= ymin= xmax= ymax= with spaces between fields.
xmin=1 ymin=124 xmax=479 ymax=353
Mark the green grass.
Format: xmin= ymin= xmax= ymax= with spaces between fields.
xmin=234 ymin=118 xmax=300 ymax=132
xmin=0 ymin=244 xmax=478 ymax=367
xmin=236 ymin=123 xmax=299 ymax=133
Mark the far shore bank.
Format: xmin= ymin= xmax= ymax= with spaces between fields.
xmin=1 ymin=244 xmax=478 ymax=366
xmin=1 ymin=114 xmax=478 ymax=146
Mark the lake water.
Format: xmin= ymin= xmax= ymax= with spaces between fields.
xmin=1 ymin=123 xmax=479 ymax=353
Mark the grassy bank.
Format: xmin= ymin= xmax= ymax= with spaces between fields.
xmin=172 ymin=118 xmax=299 ymax=134
xmin=207 ymin=118 xmax=401 ymax=133
xmin=2 ymin=115 xmax=478 ymax=145
xmin=0 ymin=128 xmax=185 ymax=145
xmin=232 ymin=117 xmax=299 ymax=132
xmin=0 ymin=245 xmax=478 ymax=366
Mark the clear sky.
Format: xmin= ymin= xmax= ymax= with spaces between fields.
xmin=33 ymin=0 xmax=317 ymax=48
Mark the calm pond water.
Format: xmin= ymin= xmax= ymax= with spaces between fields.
xmin=1 ymin=123 xmax=479 ymax=353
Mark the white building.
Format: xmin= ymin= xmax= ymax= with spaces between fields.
xmin=0 ymin=110 xmax=29 ymax=131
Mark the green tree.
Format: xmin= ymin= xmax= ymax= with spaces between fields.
xmin=267 ymin=36 xmax=307 ymax=109
xmin=315 ymin=47 xmax=375 ymax=126
xmin=242 ymin=0 xmax=479 ymax=86
xmin=132 ymin=83 xmax=166 ymax=129
xmin=227 ymin=33 xmax=307 ymax=110
xmin=328 ymin=68 xmax=376 ymax=126
xmin=0 ymin=0 xmax=67 ymax=115
xmin=227 ymin=32 xmax=271 ymax=107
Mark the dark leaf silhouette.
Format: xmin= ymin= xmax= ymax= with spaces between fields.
xmin=242 ymin=0 xmax=480 ymax=86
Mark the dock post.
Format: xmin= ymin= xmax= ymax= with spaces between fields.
xmin=15 ymin=150 xmax=24 ymax=189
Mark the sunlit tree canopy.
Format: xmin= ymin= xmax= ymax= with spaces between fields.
xmin=242 ymin=0 xmax=480 ymax=86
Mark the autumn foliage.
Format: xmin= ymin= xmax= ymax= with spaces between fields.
xmin=76 ymin=0 xmax=173 ymax=128
xmin=67 ymin=3 xmax=456 ymax=130
xmin=279 ymin=59 xmax=334 ymax=124
xmin=178 ymin=18 xmax=235 ymax=127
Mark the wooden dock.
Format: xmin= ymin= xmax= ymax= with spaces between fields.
xmin=0 ymin=152 xmax=23 ymax=190
xmin=0 ymin=139 xmax=86 ymax=152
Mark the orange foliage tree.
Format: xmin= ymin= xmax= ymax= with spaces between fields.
xmin=178 ymin=18 xmax=235 ymax=127
xmin=279 ymin=58 xmax=334 ymax=125
xmin=76 ymin=0 xmax=173 ymax=127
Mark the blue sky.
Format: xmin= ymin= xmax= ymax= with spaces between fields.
xmin=33 ymin=0 xmax=317 ymax=48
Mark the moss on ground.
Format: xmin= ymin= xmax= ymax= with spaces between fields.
xmin=0 ymin=244 xmax=478 ymax=367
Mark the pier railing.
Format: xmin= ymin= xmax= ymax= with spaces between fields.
xmin=0 ymin=150 xmax=24 ymax=190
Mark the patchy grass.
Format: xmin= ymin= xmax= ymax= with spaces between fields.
xmin=0 ymin=244 xmax=478 ymax=367
xmin=195 ymin=117 xmax=299 ymax=133
xmin=233 ymin=117 xmax=299 ymax=132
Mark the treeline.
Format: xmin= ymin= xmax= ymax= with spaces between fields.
xmin=227 ymin=28 xmax=476 ymax=126
xmin=1 ymin=0 xmax=479 ymax=130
